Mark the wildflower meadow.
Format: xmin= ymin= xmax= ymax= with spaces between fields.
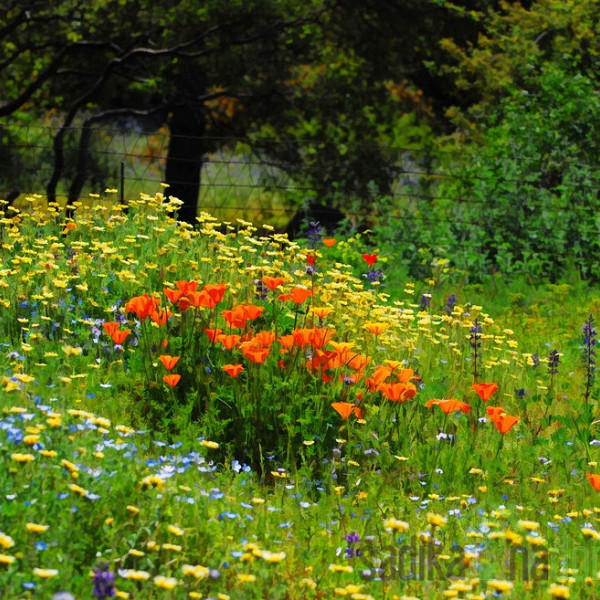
xmin=1 ymin=191 xmax=600 ymax=600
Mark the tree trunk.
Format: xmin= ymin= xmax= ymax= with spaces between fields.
xmin=165 ymin=104 xmax=206 ymax=225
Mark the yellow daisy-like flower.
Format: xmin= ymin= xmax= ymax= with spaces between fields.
xmin=582 ymin=528 xmax=600 ymax=540
xmin=238 ymin=573 xmax=256 ymax=583
xmin=153 ymin=575 xmax=179 ymax=589
xmin=0 ymin=553 xmax=15 ymax=564
xmin=199 ymin=440 xmax=219 ymax=449
xmin=161 ymin=543 xmax=182 ymax=552
xmin=33 ymin=567 xmax=59 ymax=578
xmin=384 ymin=518 xmax=410 ymax=533
xmin=427 ymin=512 xmax=448 ymax=528
xmin=126 ymin=505 xmax=140 ymax=515
xmin=121 ymin=569 xmax=150 ymax=581
xmin=167 ymin=524 xmax=184 ymax=537
xmin=329 ymin=564 xmax=353 ymax=573
xmin=518 ymin=519 xmax=540 ymax=531
xmin=11 ymin=453 xmax=34 ymax=463
xmin=182 ymin=564 xmax=209 ymax=579
xmin=487 ymin=579 xmax=513 ymax=593
xmin=25 ymin=523 xmax=49 ymax=533
xmin=0 ymin=533 xmax=15 ymax=550
xmin=548 ymin=583 xmax=570 ymax=598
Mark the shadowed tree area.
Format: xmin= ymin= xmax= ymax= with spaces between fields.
xmin=0 ymin=0 xmax=496 ymax=224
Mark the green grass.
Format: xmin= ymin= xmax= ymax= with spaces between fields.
xmin=0 ymin=191 xmax=598 ymax=599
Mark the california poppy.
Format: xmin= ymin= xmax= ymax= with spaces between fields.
xmin=262 ymin=276 xmax=285 ymax=291
xmin=158 ymin=355 xmax=180 ymax=371
xmin=379 ymin=382 xmax=417 ymax=402
xmin=331 ymin=402 xmax=362 ymax=419
xmin=587 ymin=473 xmax=600 ymax=492
xmin=486 ymin=406 xmax=507 ymax=420
xmin=204 ymin=328 xmax=223 ymax=343
xmin=102 ymin=321 xmax=120 ymax=337
xmin=472 ymin=382 xmax=499 ymax=402
xmin=111 ymin=329 xmax=131 ymax=345
xmin=309 ymin=327 xmax=336 ymax=349
xmin=222 ymin=308 xmax=248 ymax=330
xmin=323 ymin=238 xmax=336 ymax=247
xmin=177 ymin=297 xmax=192 ymax=312
xmin=291 ymin=328 xmax=313 ymax=348
xmin=347 ymin=353 xmax=371 ymax=371
xmin=312 ymin=306 xmax=333 ymax=319
xmin=290 ymin=287 xmax=312 ymax=305
xmin=150 ymin=309 xmax=171 ymax=326
xmin=217 ymin=334 xmax=241 ymax=351
xmin=492 ymin=413 xmax=519 ymax=435
xmin=175 ymin=280 xmax=198 ymax=295
xmin=240 ymin=304 xmax=264 ymax=321
xmin=164 ymin=288 xmax=184 ymax=304
xmin=222 ymin=364 xmax=244 ymax=378
xmin=426 ymin=399 xmax=471 ymax=414
xmin=125 ymin=293 xmax=159 ymax=320
xmin=242 ymin=347 xmax=270 ymax=364
xmin=203 ymin=283 xmax=227 ymax=306
xmin=163 ymin=374 xmax=181 ymax=387
xmin=364 ymin=322 xmax=389 ymax=336
xmin=278 ymin=334 xmax=295 ymax=349
xmin=361 ymin=253 xmax=379 ymax=267
xmin=307 ymin=254 xmax=316 ymax=267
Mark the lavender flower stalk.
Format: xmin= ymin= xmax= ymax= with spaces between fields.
xmin=469 ymin=317 xmax=482 ymax=381
xmin=583 ymin=314 xmax=597 ymax=405
xmin=92 ymin=561 xmax=115 ymax=599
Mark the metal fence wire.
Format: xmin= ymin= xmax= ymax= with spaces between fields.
xmin=2 ymin=122 xmax=600 ymax=232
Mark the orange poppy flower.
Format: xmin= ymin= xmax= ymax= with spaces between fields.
xmin=486 ymin=406 xmax=507 ymax=420
xmin=394 ymin=368 xmax=420 ymax=383
xmin=111 ymin=329 xmax=131 ymax=345
xmin=242 ymin=347 xmax=270 ymax=364
xmin=278 ymin=334 xmax=295 ymax=349
xmin=492 ymin=413 xmax=519 ymax=435
xmin=204 ymin=328 xmax=223 ymax=343
xmin=322 ymin=238 xmax=337 ymax=247
xmin=347 ymin=353 xmax=371 ymax=371
xmin=426 ymin=399 xmax=471 ymax=414
xmin=163 ymin=374 xmax=181 ymax=387
xmin=203 ymin=283 xmax=227 ymax=305
xmin=253 ymin=331 xmax=276 ymax=347
xmin=361 ymin=253 xmax=378 ymax=266
xmin=587 ymin=473 xmax=600 ymax=492
xmin=290 ymin=287 xmax=312 ymax=305
xmin=329 ymin=341 xmax=355 ymax=354
xmin=240 ymin=304 xmax=264 ymax=321
xmin=176 ymin=297 xmax=191 ymax=312
xmin=312 ymin=306 xmax=333 ymax=319
xmin=370 ymin=365 xmax=393 ymax=386
xmin=125 ymin=293 xmax=159 ymax=320
xmin=222 ymin=308 xmax=248 ymax=330
xmin=102 ymin=321 xmax=120 ymax=337
xmin=292 ymin=328 xmax=313 ymax=348
xmin=222 ymin=363 xmax=244 ymax=378
xmin=175 ymin=280 xmax=199 ymax=295
xmin=150 ymin=309 xmax=172 ymax=326
xmin=472 ymin=382 xmax=499 ymax=402
xmin=364 ymin=322 xmax=389 ymax=336
xmin=379 ymin=382 xmax=417 ymax=402
xmin=262 ymin=276 xmax=285 ymax=291
xmin=309 ymin=327 xmax=336 ymax=349
xmin=164 ymin=288 xmax=184 ymax=304
xmin=331 ymin=402 xmax=362 ymax=419
xmin=158 ymin=355 xmax=180 ymax=370
xmin=217 ymin=334 xmax=241 ymax=351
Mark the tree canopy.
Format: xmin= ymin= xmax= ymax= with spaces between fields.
xmin=0 ymin=0 xmax=494 ymax=223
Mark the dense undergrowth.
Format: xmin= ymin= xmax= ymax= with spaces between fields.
xmin=0 ymin=192 xmax=599 ymax=599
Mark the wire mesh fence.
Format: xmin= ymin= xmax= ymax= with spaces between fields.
xmin=2 ymin=121 xmax=600 ymax=233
